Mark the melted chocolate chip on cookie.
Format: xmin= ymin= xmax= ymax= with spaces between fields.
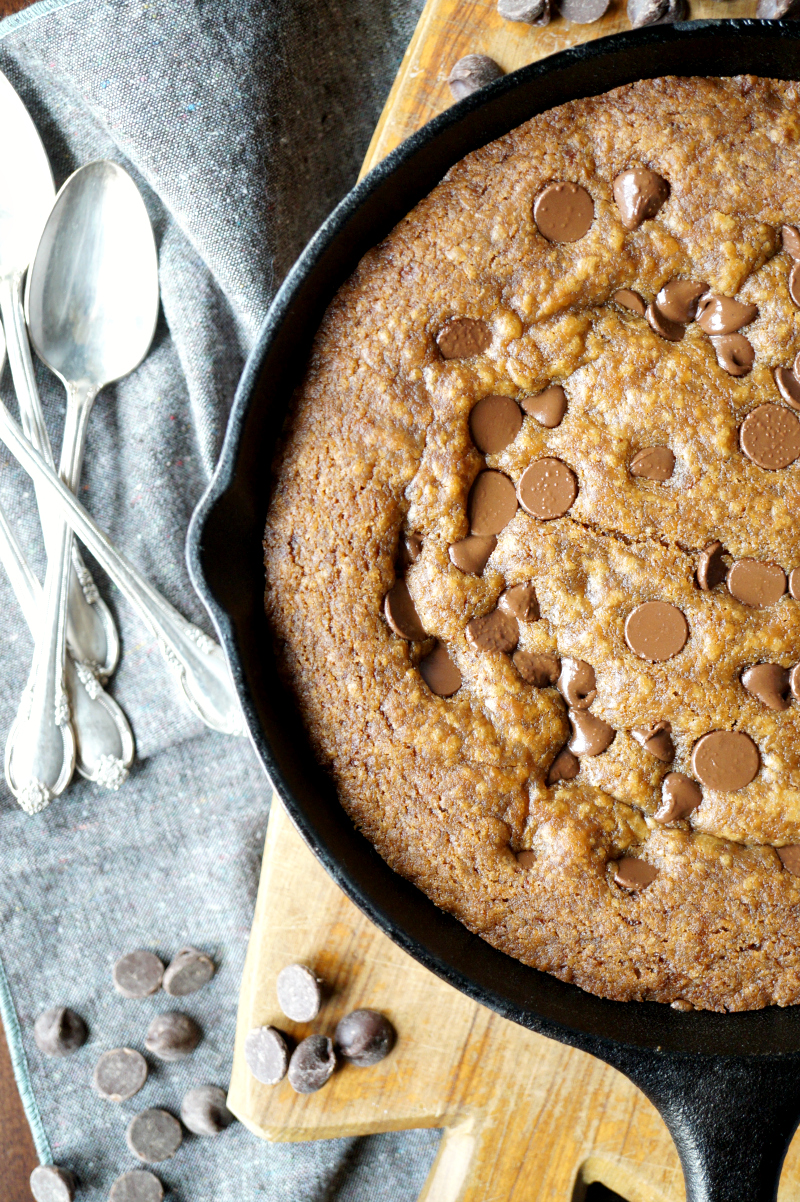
xmin=466 ymin=609 xmax=519 ymax=654
xmin=632 ymin=720 xmax=674 ymax=762
xmin=557 ymin=658 xmax=597 ymax=708
xmin=741 ymin=664 xmax=792 ymax=710
xmin=568 ymin=708 xmax=615 ymax=755
xmin=436 ymin=317 xmax=491 ymax=359
xmin=613 ymin=288 xmax=646 ymax=316
xmin=449 ymin=535 xmax=496 ymax=574
xmin=696 ymin=293 xmax=758 ymax=335
xmin=655 ymin=773 xmax=702 ymax=823
xmin=498 ymin=582 xmax=538 ymax=621
xmin=533 ymin=182 xmax=594 ymax=242
xmin=654 ymin=279 xmax=707 ymax=323
xmin=546 ymin=746 xmax=580 ymax=784
xmin=712 ymin=333 xmax=754 ymax=377
xmin=469 ymin=471 xmax=518 ymax=535
xmin=740 ymin=405 xmax=800 ymax=469
xmin=646 ymin=303 xmax=684 ymax=342
xmin=624 ymin=601 xmax=688 ymax=662
xmin=517 ymin=459 xmax=578 ymax=519
xmin=612 ymin=857 xmax=658 ymax=890
xmin=613 ymin=168 xmax=669 ymax=229
xmin=775 ymin=366 xmax=800 ymax=409
xmin=779 ymin=846 xmax=800 ymax=875
xmin=512 ymin=650 xmax=560 ymax=686
xmin=727 ymin=560 xmax=786 ymax=607
xmin=521 ymin=385 xmax=567 ymax=428
xmin=630 ymin=446 xmax=675 ymax=481
xmin=384 ymin=580 xmax=427 ymax=640
xmin=469 ymin=395 xmax=523 ymax=453
xmin=420 ymin=644 xmax=462 ymax=697
xmin=691 ymin=731 xmax=760 ymax=791
xmin=696 ymin=541 xmax=728 ymax=591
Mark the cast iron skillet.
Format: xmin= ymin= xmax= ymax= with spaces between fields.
xmin=188 ymin=22 xmax=800 ymax=1201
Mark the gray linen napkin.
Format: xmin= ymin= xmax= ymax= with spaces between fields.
xmin=0 ymin=1 xmax=441 ymax=1198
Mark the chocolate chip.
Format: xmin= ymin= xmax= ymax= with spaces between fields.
xmin=145 ymin=1012 xmax=201 ymax=1061
xmin=467 ymin=608 xmax=519 ymax=653
xmin=447 ymin=55 xmax=504 ymax=102
xmin=691 ymin=730 xmax=760 ymax=791
xmin=109 ymin=1171 xmax=164 ymax=1202
xmin=244 ymin=1026 xmax=289 ymax=1084
xmin=180 ymin=1086 xmax=235 ymax=1136
xmin=654 ymin=279 xmax=708 ymax=323
xmin=517 ymin=458 xmax=578 ymax=519
xmin=513 ymin=650 xmax=560 ymax=686
xmin=400 ymin=534 xmax=423 ymax=567
xmin=335 ymin=1009 xmax=396 ymax=1066
xmin=742 ymin=664 xmax=792 ymax=710
xmin=775 ymin=367 xmax=800 ymax=409
xmin=287 ymin=1035 xmax=337 ymax=1094
xmin=791 ymin=567 xmax=800 ymax=600
xmin=727 ymin=560 xmax=787 ymax=607
xmin=521 ymin=384 xmax=567 ymax=427
xmin=696 ymin=293 xmax=758 ymax=335
xmin=711 ymin=333 xmax=754 ymax=377
xmin=449 ymin=534 xmax=496 ymax=574
xmin=516 ymin=849 xmax=537 ymax=867
xmin=671 ymin=999 xmax=694 ymax=1012
xmin=276 ymin=964 xmax=323 ymax=1022
xmin=29 ymin=1166 xmax=76 ymax=1202
xmin=568 ymin=708 xmax=615 ymax=756
xmin=627 ymin=0 xmax=686 ymax=30
xmin=613 ymin=289 xmax=646 ymax=316
xmin=632 ymin=720 xmax=674 ymax=762
xmin=612 ymin=857 xmax=658 ymax=890
xmin=624 ymin=601 xmax=688 ymax=662
xmin=783 ymin=224 xmax=800 ymax=260
xmin=498 ymin=582 xmax=538 ymax=621
xmin=436 ymin=317 xmax=492 ymax=359
xmin=420 ymin=643 xmax=462 ymax=696
xmin=498 ymin=0 xmax=549 ymax=19
xmin=533 ymin=183 xmax=594 ymax=242
xmin=778 ymin=846 xmax=800 ymax=875
xmin=791 ymin=261 xmax=800 ymax=307
xmin=94 ymin=1048 xmax=148 ymax=1102
xmin=646 ymin=302 xmax=683 ymax=342
xmin=655 ymin=772 xmax=702 ymax=823
xmin=468 ymin=470 xmax=518 ymax=535
xmin=613 ymin=168 xmax=669 ymax=230
xmin=469 ymin=395 xmax=523 ymax=453
xmin=696 ymin=541 xmax=728 ymax=591
xmin=34 ymin=1007 xmax=87 ymax=1057
xmin=558 ymin=0 xmax=609 ymax=22
xmin=557 ymin=658 xmax=596 ymax=708
xmin=113 ymin=950 xmax=164 ymax=999
xmin=384 ymin=580 xmax=427 ymax=641
xmin=792 ymin=664 xmax=800 ymax=701
xmin=126 ymin=1109 xmax=183 ymax=1163
xmin=162 ymin=947 xmax=215 ymax=997
xmin=546 ymin=746 xmax=580 ymax=784
xmin=630 ymin=446 xmax=675 ymax=481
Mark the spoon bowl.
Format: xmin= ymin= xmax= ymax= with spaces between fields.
xmin=0 ymin=71 xmax=54 ymax=279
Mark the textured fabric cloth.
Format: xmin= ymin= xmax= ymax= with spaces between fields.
xmin=0 ymin=0 xmax=440 ymax=1197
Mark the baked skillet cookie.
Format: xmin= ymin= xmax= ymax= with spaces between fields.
xmin=264 ymin=75 xmax=800 ymax=1012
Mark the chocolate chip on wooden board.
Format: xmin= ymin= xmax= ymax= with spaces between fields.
xmin=335 ymin=1010 xmax=397 ymax=1066
xmin=287 ymin=1035 xmax=337 ymax=1094
xmin=469 ymin=395 xmax=523 ymax=453
xmin=145 ymin=1012 xmax=201 ymax=1061
xmin=420 ymin=643 xmax=462 ymax=697
xmin=742 ymin=664 xmax=792 ymax=711
xmin=775 ymin=366 xmax=800 ymax=409
xmin=449 ymin=534 xmax=496 ymax=574
xmin=498 ymin=0 xmax=549 ymax=21
xmin=126 ymin=1109 xmax=183 ymax=1163
xmin=34 ymin=1007 xmax=87 ymax=1057
xmin=109 ymin=1171 xmax=164 ymax=1202
xmin=627 ymin=0 xmax=686 ymax=27
xmin=163 ymin=947 xmax=215 ymax=997
xmin=180 ymin=1086 xmax=235 ymax=1136
xmin=244 ymin=1026 xmax=290 ymax=1084
xmin=94 ymin=1047 xmax=148 ymax=1102
xmin=613 ymin=168 xmax=669 ymax=229
xmin=447 ymin=55 xmax=504 ymax=102
xmin=521 ymin=385 xmax=567 ymax=428
xmin=557 ymin=0 xmax=609 ymax=22
xmin=533 ymin=183 xmax=594 ymax=241
xmin=276 ymin=964 xmax=323 ymax=1022
xmin=691 ymin=730 xmax=760 ymax=791
xmin=113 ymin=950 xmax=164 ymax=999
xmin=29 ymin=1166 xmax=76 ymax=1202
xmin=655 ymin=773 xmax=702 ymax=823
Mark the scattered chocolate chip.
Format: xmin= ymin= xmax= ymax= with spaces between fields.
xmin=162 ymin=947 xmax=215 ymax=997
xmin=783 ymin=224 xmax=800 ymax=259
xmin=711 ymin=333 xmax=754 ymax=377
xmin=126 ymin=1109 xmax=183 ymax=1164
xmin=691 ymin=730 xmax=760 ymax=791
xmin=276 ymin=964 xmax=323 ymax=1023
xmin=29 ymin=1166 xmax=76 ymax=1202
xmin=791 ymin=568 xmax=800 ymax=600
xmin=109 ymin=1171 xmax=164 ymax=1202
xmin=696 ymin=293 xmax=758 ymax=335
xmin=113 ymin=950 xmax=164 ymax=999
xmin=469 ymin=395 xmax=523 ymax=453
xmin=613 ymin=168 xmax=669 ymax=230
xmin=180 ymin=1086 xmax=235 ymax=1136
xmin=792 ymin=664 xmax=800 ymax=701
xmin=447 ymin=55 xmax=504 ymax=102
xmin=384 ymin=580 xmax=427 ymax=641
xmin=627 ymin=0 xmax=686 ymax=26
xmin=244 ymin=1026 xmax=290 ymax=1084
xmin=521 ymin=384 xmax=568 ymax=427
xmin=791 ymin=262 xmax=800 ymax=307
xmin=671 ymin=999 xmax=694 ymax=1012
xmin=568 ymin=708 xmax=615 ymax=756
xmin=145 ymin=1012 xmax=201 ymax=1062
xmin=624 ymin=601 xmax=688 ymax=662
xmin=513 ymin=650 xmax=560 ymax=686
xmin=742 ymin=664 xmax=791 ymax=710
xmin=727 ymin=560 xmax=787 ymax=607
xmin=335 ymin=1009 xmax=396 ymax=1066
xmin=646 ymin=302 xmax=684 ymax=342
xmin=546 ymin=746 xmax=580 ymax=784
xmin=498 ymin=582 xmax=538 ymax=621
xmin=533 ymin=182 xmax=594 ymax=242
xmin=775 ymin=366 xmax=800 ymax=410
xmin=655 ymin=772 xmax=702 ymax=823
xmin=498 ymin=0 xmax=549 ymax=19
xmin=436 ymin=317 xmax=492 ymax=359
xmin=778 ymin=846 xmax=800 ymax=875
xmin=449 ymin=534 xmax=496 ymax=574
xmin=420 ymin=643 xmax=462 ymax=697
xmin=654 ymin=279 xmax=708 ymax=323
xmin=516 ymin=849 xmax=537 ymax=867
xmin=467 ymin=608 xmax=519 ymax=653
xmin=400 ymin=534 xmax=423 ymax=567
xmin=287 ymin=1035 xmax=337 ymax=1094
xmin=558 ymin=0 xmax=609 ymax=22
xmin=629 ymin=446 xmax=675 ymax=481
xmin=696 ymin=541 xmax=728 ymax=591
xmin=468 ymin=470 xmax=518 ymax=535
xmin=613 ymin=288 xmax=646 ymax=316
xmin=34 ymin=1007 xmax=87 ymax=1057
xmin=632 ymin=720 xmax=674 ymax=762
xmin=612 ymin=857 xmax=658 ymax=890
xmin=517 ymin=458 xmax=578 ymax=519
xmin=94 ymin=1048 xmax=148 ymax=1102
xmin=557 ymin=658 xmax=597 ymax=708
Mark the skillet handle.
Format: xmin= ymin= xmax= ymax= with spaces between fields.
xmin=609 ymin=1048 xmax=800 ymax=1202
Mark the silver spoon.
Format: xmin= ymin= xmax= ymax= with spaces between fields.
xmin=0 ymin=69 xmax=119 ymax=677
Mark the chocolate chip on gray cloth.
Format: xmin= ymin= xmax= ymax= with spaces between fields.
xmin=775 ymin=366 xmax=800 ymax=409
xmin=335 ymin=1009 xmax=396 ymax=1066
xmin=94 ymin=1047 xmax=148 ymax=1102
xmin=34 ymin=1007 xmax=87 ymax=1057
xmin=557 ymin=658 xmax=596 ymax=708
xmin=498 ymin=0 xmax=549 ymax=20
xmin=613 ymin=168 xmax=669 ymax=229
xmin=512 ymin=650 xmax=560 ymax=687
xmin=244 ymin=1026 xmax=290 ymax=1084
xmin=180 ymin=1086 xmax=235 ymax=1136
xmin=447 ymin=55 xmax=504 ymax=102
xmin=498 ymin=582 xmax=538 ymax=621
xmin=109 ymin=1171 xmax=164 ymax=1202
xmin=126 ymin=1109 xmax=183 ymax=1163
xmin=420 ymin=643 xmax=462 ymax=697
xmin=276 ymin=964 xmax=322 ymax=1022
xmin=632 ymin=720 xmax=674 ymax=762
xmin=384 ymin=580 xmax=427 ymax=641
xmin=696 ymin=541 xmax=728 ymax=590
xmin=557 ymin=0 xmax=609 ymax=22
xmin=742 ymin=664 xmax=792 ymax=711
xmin=778 ymin=846 xmax=800 ymax=875
xmin=568 ymin=708 xmax=615 ymax=756
xmin=624 ymin=601 xmax=689 ymax=662
xmin=783 ymin=224 xmax=800 ymax=258
xmin=740 ymin=404 xmax=800 ymax=469
xmin=630 ymin=446 xmax=675 ymax=481
xmin=162 ymin=947 xmax=215 ymax=997
xmin=691 ymin=730 xmax=760 ymax=791
xmin=517 ymin=458 xmax=578 ymax=519
xmin=654 ymin=279 xmax=708 ymax=323
xmin=696 ymin=293 xmax=758 ymax=335
xmin=468 ymin=470 xmax=518 ymax=535
xmin=287 ymin=1035 xmax=337 ymax=1094
xmin=521 ymin=384 xmax=567 ymax=428
xmin=113 ymin=950 xmax=164 ymax=999
xmin=712 ymin=333 xmax=755 ymax=377
xmin=29 ymin=1166 xmax=76 ymax=1202
xmin=145 ymin=1012 xmax=201 ymax=1061
xmin=613 ymin=289 xmax=646 ymax=316
xmin=727 ymin=560 xmax=787 ymax=607
xmin=546 ymin=746 xmax=580 ymax=784
xmin=436 ymin=316 xmax=492 ymax=359
xmin=449 ymin=534 xmax=496 ymax=574
xmin=469 ymin=395 xmax=523 ymax=453
xmin=646 ymin=302 xmax=684 ymax=342
xmin=612 ymin=858 xmax=657 ymax=890
xmin=655 ymin=773 xmax=702 ymax=823
xmin=466 ymin=609 xmax=519 ymax=654
xmin=534 ymin=183 xmax=594 ymax=242
xmin=791 ymin=567 xmax=800 ymax=601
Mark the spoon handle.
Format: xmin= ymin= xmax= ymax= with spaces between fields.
xmin=0 ymin=396 xmax=245 ymax=738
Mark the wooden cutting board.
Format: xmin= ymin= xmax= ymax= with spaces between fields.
xmin=228 ymin=2 xmax=800 ymax=1200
